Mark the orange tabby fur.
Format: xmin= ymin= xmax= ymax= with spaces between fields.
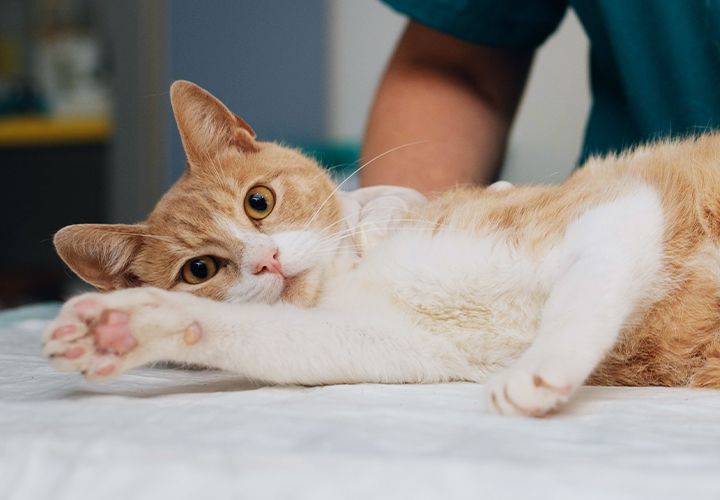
xmin=410 ymin=135 xmax=720 ymax=388
xmin=54 ymin=81 xmax=720 ymax=390
xmin=55 ymin=83 xmax=343 ymax=307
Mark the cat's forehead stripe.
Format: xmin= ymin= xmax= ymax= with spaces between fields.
xmin=214 ymin=216 xmax=247 ymax=241
xmin=170 ymin=190 xmax=237 ymax=218
xmin=148 ymin=217 xmax=229 ymax=251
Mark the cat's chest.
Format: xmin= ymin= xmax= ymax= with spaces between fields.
xmin=338 ymin=230 xmax=552 ymax=342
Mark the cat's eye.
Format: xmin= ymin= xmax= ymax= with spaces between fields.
xmin=244 ymin=185 xmax=275 ymax=221
xmin=181 ymin=256 xmax=219 ymax=284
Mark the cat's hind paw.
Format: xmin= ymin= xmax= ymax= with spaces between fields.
xmin=485 ymin=362 xmax=577 ymax=417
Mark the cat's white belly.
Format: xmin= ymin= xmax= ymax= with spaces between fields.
xmin=324 ymin=229 xmax=554 ymax=374
xmin=321 ymin=186 xmax=668 ymax=379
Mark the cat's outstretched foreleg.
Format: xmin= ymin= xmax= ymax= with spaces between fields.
xmin=43 ymin=288 xmax=473 ymax=384
xmin=486 ymin=187 xmax=665 ymax=417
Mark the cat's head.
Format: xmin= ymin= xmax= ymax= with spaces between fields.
xmin=54 ymin=81 xmax=352 ymax=306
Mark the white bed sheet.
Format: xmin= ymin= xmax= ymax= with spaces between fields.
xmin=2 ymin=305 xmax=720 ymax=500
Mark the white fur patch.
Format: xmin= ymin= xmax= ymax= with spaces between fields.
xmin=271 ymin=230 xmax=329 ymax=277
xmin=487 ymin=186 xmax=666 ymax=416
xmin=49 ymin=183 xmax=671 ymax=419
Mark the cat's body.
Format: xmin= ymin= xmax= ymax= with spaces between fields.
xmin=397 ymin=145 xmax=720 ymax=389
xmin=43 ymin=81 xmax=720 ymax=417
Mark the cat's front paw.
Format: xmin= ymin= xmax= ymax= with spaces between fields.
xmin=485 ymin=362 xmax=578 ymax=417
xmin=42 ymin=288 xmax=201 ymax=380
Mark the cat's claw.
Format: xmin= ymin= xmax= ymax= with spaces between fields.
xmin=485 ymin=362 xmax=577 ymax=417
xmin=43 ymin=288 xmax=196 ymax=380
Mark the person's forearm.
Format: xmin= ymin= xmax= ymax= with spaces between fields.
xmin=361 ymin=22 xmax=532 ymax=195
xmin=361 ymin=62 xmax=508 ymax=192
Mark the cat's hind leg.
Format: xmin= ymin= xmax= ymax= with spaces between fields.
xmin=690 ymin=356 xmax=720 ymax=388
xmin=486 ymin=186 xmax=666 ymax=417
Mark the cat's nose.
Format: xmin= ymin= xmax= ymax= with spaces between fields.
xmin=253 ymin=248 xmax=284 ymax=277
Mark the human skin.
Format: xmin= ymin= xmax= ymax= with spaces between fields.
xmin=361 ymin=21 xmax=534 ymax=196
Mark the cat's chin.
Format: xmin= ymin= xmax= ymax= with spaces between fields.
xmin=279 ymin=268 xmax=327 ymax=308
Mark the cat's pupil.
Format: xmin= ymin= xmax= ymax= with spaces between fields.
xmin=249 ymin=193 xmax=268 ymax=212
xmin=190 ymin=259 xmax=209 ymax=278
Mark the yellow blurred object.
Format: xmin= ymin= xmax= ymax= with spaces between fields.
xmin=0 ymin=115 xmax=111 ymax=146
xmin=0 ymin=37 xmax=19 ymax=78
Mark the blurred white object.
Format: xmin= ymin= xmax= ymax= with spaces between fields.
xmin=341 ymin=185 xmax=427 ymax=254
xmin=34 ymin=33 xmax=109 ymax=117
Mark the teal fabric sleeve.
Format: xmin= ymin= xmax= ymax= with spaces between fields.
xmin=382 ymin=0 xmax=569 ymax=48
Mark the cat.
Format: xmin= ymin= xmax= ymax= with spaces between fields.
xmin=43 ymin=80 xmax=720 ymax=417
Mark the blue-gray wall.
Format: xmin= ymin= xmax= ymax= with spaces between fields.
xmin=167 ymin=0 xmax=328 ymax=183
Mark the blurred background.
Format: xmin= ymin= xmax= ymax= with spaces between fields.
xmin=0 ymin=0 xmax=589 ymax=307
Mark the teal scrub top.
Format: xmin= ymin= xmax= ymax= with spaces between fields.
xmin=382 ymin=0 xmax=720 ymax=163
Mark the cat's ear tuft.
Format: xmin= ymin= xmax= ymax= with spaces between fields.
xmin=170 ymin=80 xmax=257 ymax=169
xmin=53 ymin=224 xmax=146 ymax=291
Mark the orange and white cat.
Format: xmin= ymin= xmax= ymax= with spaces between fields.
xmin=43 ymin=81 xmax=720 ymax=417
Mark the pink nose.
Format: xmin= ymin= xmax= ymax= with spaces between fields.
xmin=254 ymin=248 xmax=283 ymax=277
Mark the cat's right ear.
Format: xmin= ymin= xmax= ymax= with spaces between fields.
xmin=53 ymin=224 xmax=145 ymax=291
xmin=170 ymin=80 xmax=257 ymax=170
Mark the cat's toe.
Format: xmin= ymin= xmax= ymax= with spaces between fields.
xmin=486 ymin=365 xmax=576 ymax=417
xmin=44 ymin=334 xmax=94 ymax=372
xmin=82 ymin=353 xmax=124 ymax=381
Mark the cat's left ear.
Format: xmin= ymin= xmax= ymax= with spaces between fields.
xmin=53 ymin=224 xmax=146 ymax=291
xmin=170 ymin=80 xmax=257 ymax=169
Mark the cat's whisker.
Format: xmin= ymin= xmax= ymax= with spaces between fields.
xmin=325 ymin=160 xmax=359 ymax=173
xmin=313 ymin=208 xmax=435 ymax=242
xmin=309 ymin=224 xmax=456 ymax=256
xmin=318 ymin=216 xmax=391 ymax=244
xmin=316 ymin=218 xmax=443 ymax=245
xmin=315 ymin=211 xmax=361 ymax=236
xmin=311 ymin=220 xmax=489 ymax=255
xmin=316 ymin=225 xmax=434 ymax=248
xmin=303 ymin=141 xmax=428 ymax=229
xmin=310 ymin=240 xmax=359 ymax=252
xmin=320 ymin=216 xmax=442 ymax=237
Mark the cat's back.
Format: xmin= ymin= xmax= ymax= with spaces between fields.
xmin=414 ymin=133 xmax=720 ymax=250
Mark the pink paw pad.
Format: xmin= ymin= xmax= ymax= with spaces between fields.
xmin=94 ymin=310 xmax=137 ymax=355
xmin=183 ymin=322 xmax=203 ymax=345
xmin=73 ymin=299 xmax=99 ymax=316
xmin=52 ymin=324 xmax=77 ymax=339
xmin=94 ymin=364 xmax=116 ymax=377
xmin=63 ymin=346 xmax=85 ymax=359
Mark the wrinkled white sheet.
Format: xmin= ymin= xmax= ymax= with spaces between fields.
xmin=1 ymin=305 xmax=720 ymax=500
